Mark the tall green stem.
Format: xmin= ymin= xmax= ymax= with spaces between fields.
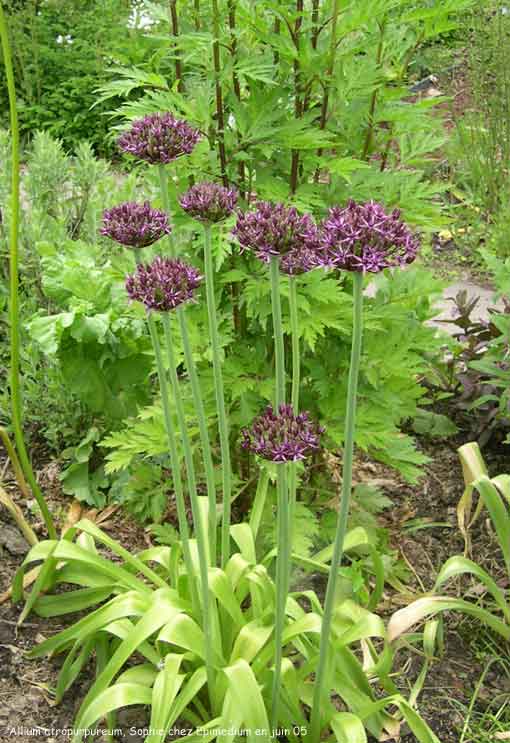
xmin=270 ymin=463 xmax=290 ymax=731
xmin=158 ymin=164 xmax=175 ymax=256
xmin=161 ymin=312 xmax=215 ymax=700
xmin=269 ymin=255 xmax=289 ymax=729
xmin=177 ymin=305 xmax=217 ymax=564
xmin=0 ymin=4 xmax=56 ymax=539
xmin=270 ymin=257 xmax=285 ymax=408
xmin=146 ymin=315 xmax=199 ymax=613
xmin=203 ymin=225 xmax=232 ymax=568
xmin=288 ymin=276 xmax=300 ymax=411
xmin=288 ymin=275 xmax=300 ymax=599
xmin=310 ymin=272 xmax=364 ymax=741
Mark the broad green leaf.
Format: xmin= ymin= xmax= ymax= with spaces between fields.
xmin=223 ymin=660 xmax=271 ymax=742
xmin=331 ymin=712 xmax=367 ymax=743
xmin=72 ymin=683 xmax=152 ymax=742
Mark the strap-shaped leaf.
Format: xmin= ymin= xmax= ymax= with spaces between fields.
xmin=116 ymin=663 xmax=158 ymax=687
xmin=230 ymin=523 xmax=257 ymax=563
xmin=72 ymin=682 xmax=153 ymax=742
xmin=70 ymin=518 xmax=168 ymax=588
xmin=435 ymin=555 xmax=510 ymax=621
xmin=55 ymin=636 xmax=96 ymax=703
xmin=147 ymin=654 xmax=184 ymax=743
xmin=34 ymin=587 xmax=113 ymax=617
xmin=331 ymin=712 xmax=367 ymax=743
xmin=223 ymin=659 xmax=271 ymax=742
xmin=29 ymin=591 xmax=150 ymax=658
xmin=230 ymin=621 xmax=273 ymax=665
xmin=208 ymin=568 xmax=245 ymax=627
xmin=74 ymin=590 xmax=186 ymax=729
xmin=388 ymin=596 xmax=510 ymax=643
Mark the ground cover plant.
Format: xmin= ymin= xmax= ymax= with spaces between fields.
xmin=1 ymin=1 xmax=510 ymax=743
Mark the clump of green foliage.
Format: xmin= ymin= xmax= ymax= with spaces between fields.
xmin=0 ymin=0 xmax=138 ymax=154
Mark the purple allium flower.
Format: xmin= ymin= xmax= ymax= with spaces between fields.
xmin=319 ymin=199 xmax=420 ymax=273
xmin=179 ymin=182 xmax=238 ymax=223
xmin=232 ymin=201 xmax=321 ymax=273
xmin=241 ymin=404 xmax=324 ymax=463
xmin=100 ymin=201 xmax=171 ymax=249
xmin=126 ymin=256 xmax=202 ymax=312
xmin=118 ymin=113 xmax=201 ymax=164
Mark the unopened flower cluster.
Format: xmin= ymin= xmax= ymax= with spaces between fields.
xmin=241 ymin=404 xmax=324 ymax=463
xmin=180 ymin=182 xmax=238 ymax=223
xmin=118 ymin=112 xmax=201 ymax=164
xmin=126 ymin=257 xmax=202 ymax=312
xmin=101 ymin=201 xmax=171 ymax=249
xmin=232 ymin=201 xmax=321 ymax=275
xmin=319 ymin=199 xmax=420 ymax=273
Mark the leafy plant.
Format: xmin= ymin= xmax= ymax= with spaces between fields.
xmin=15 ymin=516 xmax=440 ymax=743
xmin=389 ymin=442 xmax=510 ymax=647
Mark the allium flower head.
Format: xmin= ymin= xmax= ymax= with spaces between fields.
xmin=100 ymin=201 xmax=171 ymax=249
xmin=179 ymin=182 xmax=238 ymax=223
xmin=319 ymin=199 xmax=420 ymax=273
xmin=126 ymin=257 xmax=202 ymax=312
xmin=118 ymin=112 xmax=201 ymax=164
xmin=241 ymin=404 xmax=324 ymax=463
xmin=232 ymin=201 xmax=321 ymax=274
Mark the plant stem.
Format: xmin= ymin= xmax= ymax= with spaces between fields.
xmin=361 ymin=21 xmax=385 ymax=161
xmin=309 ymin=272 xmax=364 ymax=742
xmin=0 ymin=3 xmax=56 ymax=539
xmin=227 ymin=0 xmax=246 ymax=198
xmin=176 ymin=306 xmax=217 ymax=564
xmin=311 ymin=272 xmax=363 ymax=743
xmin=158 ymin=164 xmax=175 ymax=256
xmin=211 ymin=0 xmax=228 ymax=186
xmin=203 ymin=225 xmax=232 ymax=568
xmin=161 ymin=312 xmax=215 ymax=700
xmin=193 ymin=0 xmax=201 ymax=30
xmin=314 ymin=0 xmax=340 ymax=182
xmin=271 ymin=463 xmax=289 ymax=731
xmin=146 ymin=314 xmax=199 ymax=613
xmin=288 ymin=276 xmax=300 ymax=411
xmin=169 ymin=0 xmax=185 ymax=93
xmin=289 ymin=0 xmax=304 ymax=194
xmin=270 ymin=257 xmax=285 ymax=407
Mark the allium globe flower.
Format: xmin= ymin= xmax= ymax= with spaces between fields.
xmin=232 ymin=201 xmax=321 ymax=273
xmin=319 ymin=199 xmax=420 ymax=273
xmin=126 ymin=257 xmax=202 ymax=312
xmin=179 ymin=182 xmax=238 ymax=223
xmin=100 ymin=201 xmax=171 ymax=249
xmin=241 ymin=404 xmax=324 ymax=463
xmin=118 ymin=113 xmax=201 ymax=164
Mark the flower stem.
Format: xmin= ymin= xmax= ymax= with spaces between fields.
xmin=203 ymin=224 xmax=232 ymax=568
xmin=288 ymin=275 xmax=300 ymax=597
xmin=288 ymin=276 xmax=300 ymax=412
xmin=161 ymin=312 xmax=215 ymax=702
xmin=158 ymin=163 xmax=175 ymax=257
xmin=271 ymin=463 xmax=289 ymax=731
xmin=270 ymin=256 xmax=285 ymax=408
xmin=146 ymin=314 xmax=199 ymax=613
xmin=310 ymin=272 xmax=364 ymax=741
xmin=0 ymin=4 xmax=56 ymax=539
xmin=177 ymin=305 xmax=217 ymax=564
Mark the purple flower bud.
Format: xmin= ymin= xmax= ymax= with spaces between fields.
xmin=232 ymin=201 xmax=322 ymax=273
xmin=100 ymin=201 xmax=171 ymax=249
xmin=241 ymin=404 xmax=324 ymax=463
xmin=118 ymin=112 xmax=201 ymax=164
xmin=319 ymin=199 xmax=420 ymax=273
xmin=179 ymin=182 xmax=238 ymax=223
xmin=126 ymin=256 xmax=202 ymax=312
